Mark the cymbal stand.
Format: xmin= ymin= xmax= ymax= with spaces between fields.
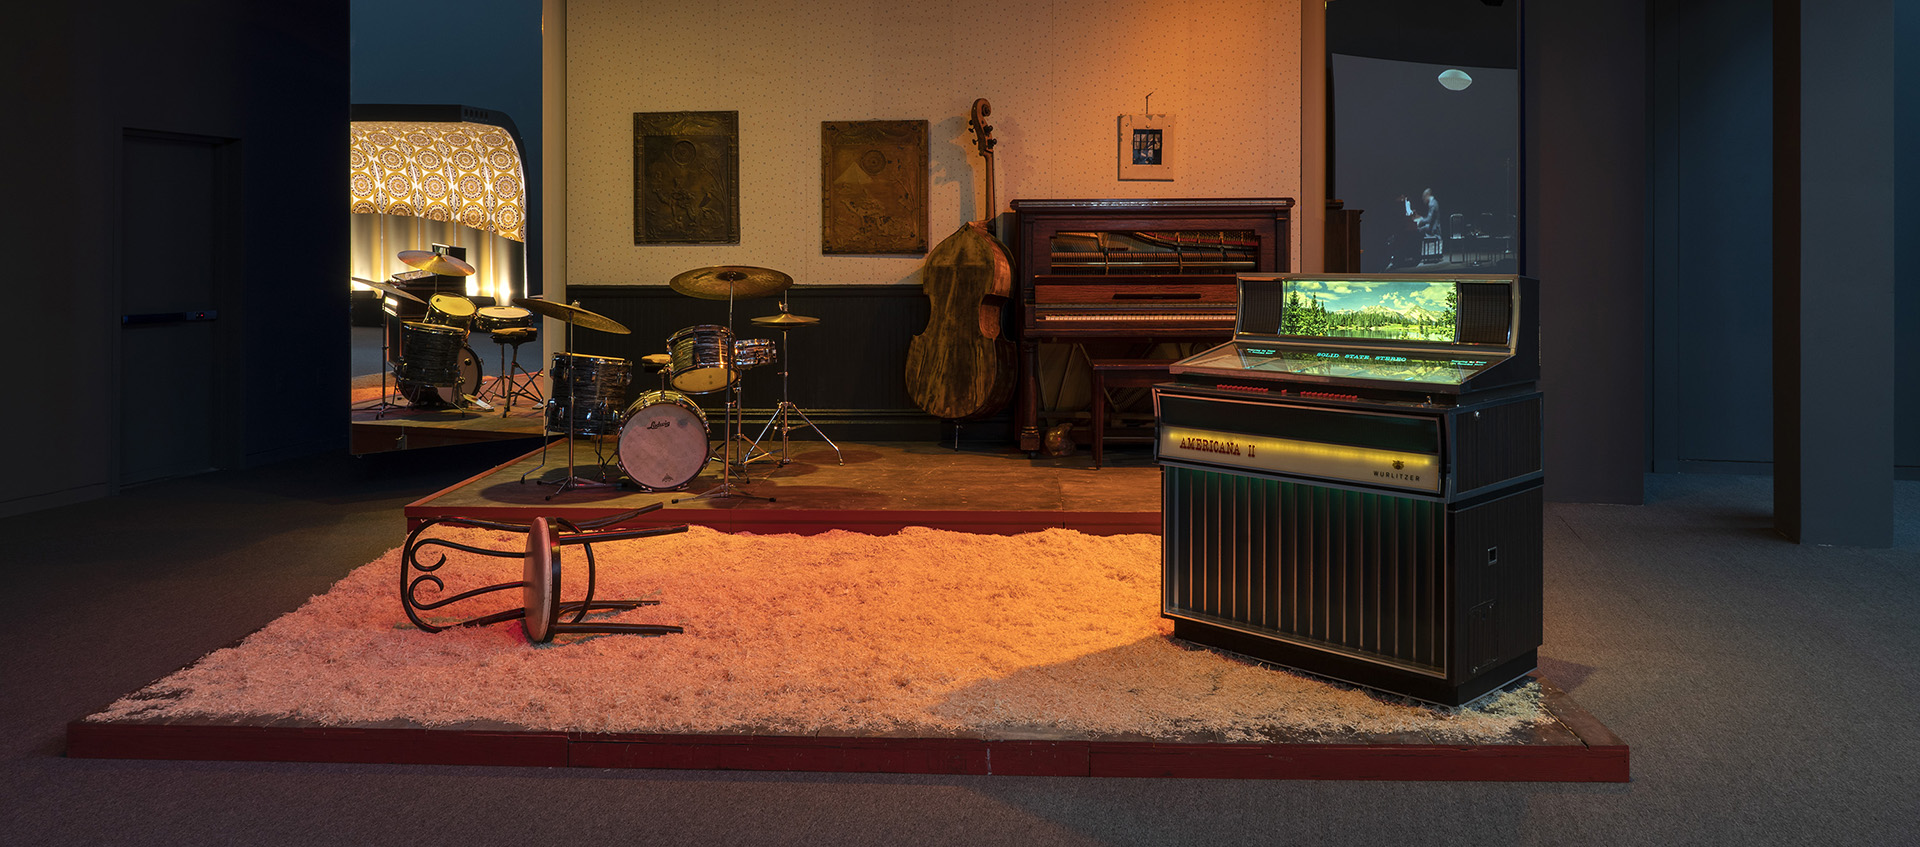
xmin=366 ymin=308 xmax=409 ymax=419
xmin=746 ymin=298 xmax=842 ymax=467
xmin=536 ymin=307 xmax=618 ymax=499
xmin=675 ymin=282 xmax=772 ymax=505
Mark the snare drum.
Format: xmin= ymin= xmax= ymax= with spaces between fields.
xmin=397 ymin=321 xmax=468 ymax=386
xmin=424 ymin=293 xmax=477 ymax=330
xmin=474 ymin=305 xmax=534 ymax=333
xmin=733 ymin=338 xmax=778 ymax=370
xmin=616 ymin=390 xmax=710 ymax=491
xmin=666 ymin=325 xmax=736 ymax=393
xmin=545 ymin=352 xmax=631 ymax=436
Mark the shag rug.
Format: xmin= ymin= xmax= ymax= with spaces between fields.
xmin=96 ymin=526 xmax=1544 ymax=742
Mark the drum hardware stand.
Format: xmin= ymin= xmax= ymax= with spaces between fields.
xmin=537 ymin=305 xmax=619 ymax=499
xmin=495 ymin=328 xmax=545 ymax=415
xmin=402 ymin=505 xmax=688 ymax=642
xmin=744 ymin=299 xmax=842 ymax=467
xmin=353 ymin=278 xmax=420 ymax=419
xmin=368 ymin=333 xmax=408 ymax=419
xmin=674 ymin=278 xmax=772 ymax=505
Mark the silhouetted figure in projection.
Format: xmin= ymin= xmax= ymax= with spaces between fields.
xmin=1414 ymin=188 xmax=1441 ymax=237
xmin=1385 ymin=193 xmax=1422 ymax=269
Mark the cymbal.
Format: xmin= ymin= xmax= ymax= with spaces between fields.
xmin=750 ymin=312 xmax=820 ymax=327
xmin=397 ymin=250 xmax=476 ymax=276
xmin=516 ymin=297 xmax=631 ymax=335
xmin=351 ymin=276 xmax=425 ymax=304
xmin=669 ymin=266 xmax=793 ymax=300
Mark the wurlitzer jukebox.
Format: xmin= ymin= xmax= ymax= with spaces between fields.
xmin=1154 ymin=274 xmax=1542 ymax=706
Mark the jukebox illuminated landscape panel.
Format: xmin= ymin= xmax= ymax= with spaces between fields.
xmin=1155 ymin=274 xmax=1543 ymax=706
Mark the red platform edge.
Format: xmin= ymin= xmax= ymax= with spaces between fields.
xmin=64 ymin=681 xmax=1627 ymax=782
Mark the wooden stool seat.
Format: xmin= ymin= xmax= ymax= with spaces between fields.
xmin=1088 ymin=359 xmax=1178 ymax=469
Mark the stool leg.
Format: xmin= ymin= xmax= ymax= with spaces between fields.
xmin=1092 ymin=372 xmax=1106 ymax=470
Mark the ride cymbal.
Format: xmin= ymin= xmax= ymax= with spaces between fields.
xmin=397 ymin=250 xmax=477 ymax=276
xmin=516 ymin=298 xmax=631 ymax=335
xmin=352 ymin=276 xmax=426 ymax=304
xmin=749 ymin=312 xmax=820 ymax=327
xmin=669 ymin=266 xmax=793 ymax=300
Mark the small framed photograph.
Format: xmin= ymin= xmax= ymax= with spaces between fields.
xmin=1118 ymin=113 xmax=1178 ymax=181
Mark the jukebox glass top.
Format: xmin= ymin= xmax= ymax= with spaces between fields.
xmin=1176 ymin=342 xmax=1496 ymax=386
xmin=1272 ymin=278 xmax=1458 ymax=342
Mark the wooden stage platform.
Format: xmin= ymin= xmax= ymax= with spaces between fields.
xmin=68 ymin=674 xmax=1627 ymax=781
xmin=68 ymin=436 xmax=1629 ymax=782
xmin=405 ymin=438 xmax=1166 ymax=536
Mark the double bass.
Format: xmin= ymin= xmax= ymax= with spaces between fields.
xmin=904 ymin=99 xmax=1016 ymax=421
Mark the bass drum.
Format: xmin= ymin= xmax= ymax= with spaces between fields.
xmin=616 ymin=390 xmax=710 ymax=491
xmin=400 ymin=345 xmax=482 ymax=408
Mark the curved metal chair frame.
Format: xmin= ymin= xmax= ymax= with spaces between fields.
xmin=401 ymin=504 xmax=686 ymax=642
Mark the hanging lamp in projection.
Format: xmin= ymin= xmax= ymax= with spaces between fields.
xmin=349 ymin=121 xmax=526 ymax=242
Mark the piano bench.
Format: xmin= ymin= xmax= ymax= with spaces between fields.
xmin=1088 ymin=359 xmax=1179 ymax=469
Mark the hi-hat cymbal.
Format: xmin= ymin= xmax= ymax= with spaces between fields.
xmin=516 ymin=298 xmax=631 ymax=335
xmin=750 ymin=312 xmax=820 ymax=327
xmin=669 ymin=266 xmax=793 ymax=300
xmin=352 ymin=276 xmax=426 ymax=304
xmin=397 ymin=250 xmax=476 ymax=276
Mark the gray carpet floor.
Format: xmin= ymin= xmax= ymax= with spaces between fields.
xmin=3 ymin=445 xmax=1914 ymax=846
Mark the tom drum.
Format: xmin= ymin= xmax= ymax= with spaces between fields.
xmin=545 ymin=352 xmax=631 ymax=436
xmin=666 ymin=324 xmax=736 ymax=394
xmin=396 ymin=321 xmax=468 ymax=386
xmin=732 ymin=338 xmax=778 ymax=370
xmin=424 ymin=293 xmax=477 ymax=331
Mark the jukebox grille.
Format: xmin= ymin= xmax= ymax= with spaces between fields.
xmin=1164 ymin=467 xmax=1447 ymax=673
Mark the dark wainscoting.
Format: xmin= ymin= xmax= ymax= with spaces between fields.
xmin=565 ymin=285 xmax=1013 ymax=444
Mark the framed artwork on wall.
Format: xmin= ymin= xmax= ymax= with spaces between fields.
xmin=821 ymin=120 xmax=929 ymax=254
xmin=634 ymin=111 xmax=740 ymax=244
xmin=1118 ymin=113 xmax=1178 ymax=181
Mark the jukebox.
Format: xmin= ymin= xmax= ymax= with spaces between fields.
xmin=1154 ymin=274 xmax=1542 ymax=706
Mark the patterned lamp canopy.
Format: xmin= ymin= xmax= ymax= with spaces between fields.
xmin=349 ymin=121 xmax=526 ymax=242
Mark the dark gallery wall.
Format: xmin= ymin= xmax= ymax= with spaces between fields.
xmin=1652 ymin=0 xmax=1917 ymax=484
xmin=1899 ymin=0 xmax=1919 ymax=473
xmin=1651 ymin=0 xmax=1775 ymax=473
xmin=1524 ymin=2 xmax=1650 ymax=504
xmin=2 ymin=1 xmax=348 ymax=517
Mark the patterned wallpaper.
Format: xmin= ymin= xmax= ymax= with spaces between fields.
xmin=563 ymin=0 xmax=1302 ymax=288
xmin=350 ymin=121 xmax=527 ymax=242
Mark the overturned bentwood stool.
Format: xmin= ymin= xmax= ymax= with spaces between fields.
xmin=401 ymin=504 xmax=687 ymax=643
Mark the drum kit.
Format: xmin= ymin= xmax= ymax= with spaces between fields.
xmin=514 ymin=265 xmax=841 ymax=502
xmin=358 ymin=249 xmax=543 ymax=417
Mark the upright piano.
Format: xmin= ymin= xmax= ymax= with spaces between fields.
xmin=1009 ymin=198 xmax=1293 ymax=453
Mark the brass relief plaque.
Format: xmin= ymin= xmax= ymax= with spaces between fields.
xmin=634 ymin=111 xmax=740 ymax=244
xmin=821 ymin=120 xmax=928 ymax=254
